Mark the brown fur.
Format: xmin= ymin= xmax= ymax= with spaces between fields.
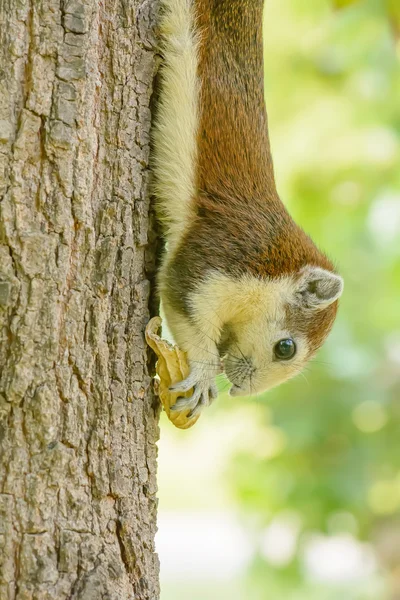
xmin=165 ymin=0 xmax=339 ymax=352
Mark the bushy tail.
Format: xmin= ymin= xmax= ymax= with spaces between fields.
xmin=152 ymin=0 xmax=200 ymax=254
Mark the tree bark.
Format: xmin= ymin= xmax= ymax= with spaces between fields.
xmin=0 ymin=1 xmax=160 ymax=598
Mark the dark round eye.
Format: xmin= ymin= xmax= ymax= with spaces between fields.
xmin=274 ymin=338 xmax=296 ymax=361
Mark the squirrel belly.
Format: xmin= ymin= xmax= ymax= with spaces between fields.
xmin=152 ymin=0 xmax=343 ymax=414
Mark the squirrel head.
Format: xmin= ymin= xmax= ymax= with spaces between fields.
xmin=198 ymin=267 xmax=344 ymax=396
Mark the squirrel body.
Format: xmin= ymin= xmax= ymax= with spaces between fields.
xmin=152 ymin=0 xmax=343 ymax=415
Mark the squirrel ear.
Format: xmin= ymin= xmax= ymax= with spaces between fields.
xmin=297 ymin=267 xmax=344 ymax=309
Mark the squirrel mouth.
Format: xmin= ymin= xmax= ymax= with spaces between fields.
xmin=223 ymin=354 xmax=255 ymax=384
xmin=229 ymin=384 xmax=241 ymax=397
xmin=229 ymin=384 xmax=250 ymax=397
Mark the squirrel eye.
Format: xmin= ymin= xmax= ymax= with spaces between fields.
xmin=274 ymin=338 xmax=296 ymax=361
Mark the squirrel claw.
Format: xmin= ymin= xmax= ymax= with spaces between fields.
xmin=170 ymin=378 xmax=218 ymax=416
xmin=169 ymin=373 xmax=197 ymax=393
xmin=170 ymin=385 xmax=202 ymax=412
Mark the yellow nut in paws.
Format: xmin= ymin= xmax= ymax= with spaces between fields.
xmin=145 ymin=316 xmax=200 ymax=429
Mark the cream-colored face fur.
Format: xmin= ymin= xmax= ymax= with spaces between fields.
xmin=178 ymin=269 xmax=343 ymax=398
xmin=188 ymin=272 xmax=307 ymax=397
xmin=222 ymin=312 xmax=310 ymax=397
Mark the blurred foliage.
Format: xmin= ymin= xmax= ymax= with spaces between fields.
xmin=222 ymin=0 xmax=400 ymax=597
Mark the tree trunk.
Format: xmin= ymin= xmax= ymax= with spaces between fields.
xmin=0 ymin=1 xmax=160 ymax=598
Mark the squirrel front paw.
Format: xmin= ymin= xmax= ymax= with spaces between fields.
xmin=169 ymin=366 xmax=218 ymax=418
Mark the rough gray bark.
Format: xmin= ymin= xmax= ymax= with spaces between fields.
xmin=0 ymin=1 xmax=160 ymax=598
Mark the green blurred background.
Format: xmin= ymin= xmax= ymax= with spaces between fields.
xmin=157 ymin=0 xmax=400 ymax=598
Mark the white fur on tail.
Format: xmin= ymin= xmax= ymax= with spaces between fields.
xmin=152 ymin=0 xmax=200 ymax=254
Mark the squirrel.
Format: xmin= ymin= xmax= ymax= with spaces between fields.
xmin=152 ymin=0 xmax=344 ymax=418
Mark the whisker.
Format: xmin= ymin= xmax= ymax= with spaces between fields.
xmin=290 ymin=366 xmax=310 ymax=385
xmin=188 ymin=360 xmax=221 ymax=368
xmin=180 ymin=339 xmax=224 ymax=360
xmin=201 ymin=307 xmax=245 ymax=362
xmin=311 ymin=359 xmax=332 ymax=367
xmin=298 ymin=371 xmax=309 ymax=385
xmin=226 ymin=364 xmax=247 ymax=386
xmin=232 ymin=338 xmax=250 ymax=367
xmin=181 ymin=335 xmax=243 ymax=365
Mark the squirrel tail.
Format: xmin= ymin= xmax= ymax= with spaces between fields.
xmin=152 ymin=0 xmax=200 ymax=253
